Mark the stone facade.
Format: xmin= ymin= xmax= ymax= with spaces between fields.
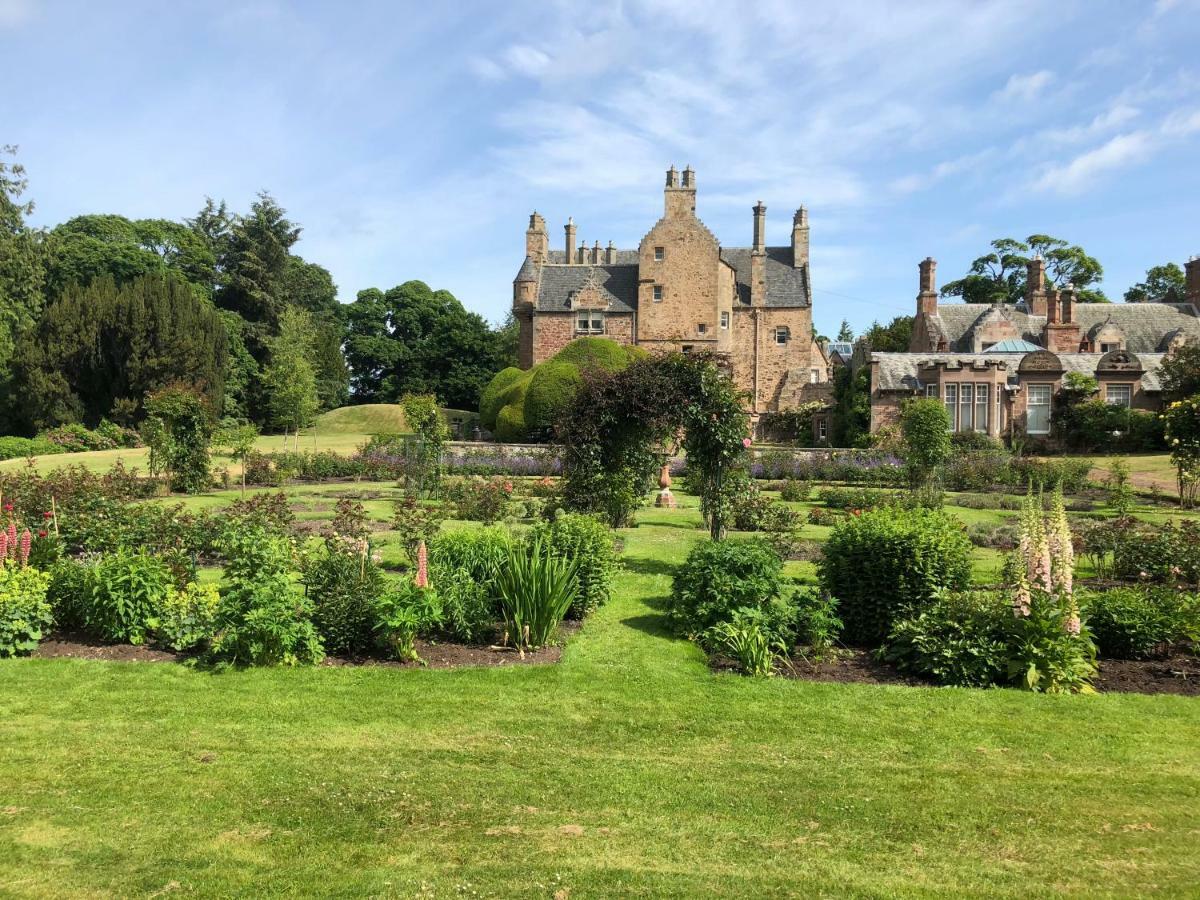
xmin=865 ymin=255 xmax=1200 ymax=437
xmin=512 ymin=167 xmax=825 ymax=427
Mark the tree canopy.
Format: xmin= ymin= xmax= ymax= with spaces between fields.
xmin=1124 ymin=262 xmax=1186 ymax=303
xmin=941 ymin=235 xmax=1108 ymax=304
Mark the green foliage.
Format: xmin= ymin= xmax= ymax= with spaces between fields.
xmin=494 ymin=400 xmax=528 ymax=442
xmin=263 ymin=306 xmax=320 ymax=435
xmin=819 ymin=507 xmax=972 ymax=646
xmin=1006 ymin=596 xmax=1097 ymax=694
xmin=493 ymin=538 xmax=579 ymax=651
xmin=1054 ymin=399 xmax=1164 ymax=453
xmin=446 ymin=476 xmax=513 ymax=524
xmin=428 ymin=567 xmax=494 ymax=643
xmin=528 ymin=512 xmax=617 ymax=619
xmin=1124 ymin=262 xmax=1186 ymax=303
xmin=304 ymin=544 xmax=386 ymax=656
xmin=0 ymin=146 xmax=47 ymax=408
xmin=1112 ymin=519 xmax=1200 ymax=584
xmin=941 ymin=235 xmax=1107 ymax=304
xmin=900 ymin=398 xmax=951 ymax=488
xmin=208 ymin=527 xmax=322 ymax=667
xmin=144 ymin=385 xmax=214 ymax=493
xmin=0 ymin=436 xmax=61 ymax=461
xmin=882 ymin=591 xmax=1010 ymax=687
xmin=428 ymin=526 xmax=510 ymax=584
xmin=669 ymin=538 xmax=788 ymax=638
xmin=524 ymin=361 xmax=584 ymax=434
xmin=860 ymin=315 xmax=913 ymax=353
xmin=84 ymin=550 xmax=172 ymax=644
xmin=153 ymin=581 xmax=221 ymax=652
xmin=479 ymin=367 xmax=526 ymax=430
xmin=0 ymin=563 xmax=53 ymax=657
xmin=792 ymin=587 xmax=842 ymax=655
xmin=703 ymin=612 xmax=786 ymax=677
xmin=816 ymin=485 xmax=896 ymax=511
xmin=1082 ymin=586 xmax=1199 ymax=659
xmin=832 ymin=364 xmax=871 ymax=448
xmin=390 ymin=494 xmax=446 ymax=564
xmin=374 ymin=583 xmax=443 ymax=662
xmin=1163 ymin=396 xmax=1200 ymax=507
xmin=779 ymin=479 xmax=810 ymax=502
xmin=399 ymin=392 xmax=449 ymax=495
xmin=1159 ymin=344 xmax=1200 ymax=401
xmin=13 ymin=273 xmax=227 ymax=431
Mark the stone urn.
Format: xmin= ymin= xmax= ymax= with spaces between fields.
xmin=655 ymin=461 xmax=676 ymax=508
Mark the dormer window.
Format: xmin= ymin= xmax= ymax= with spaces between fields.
xmin=652 ymin=285 xmax=663 ymax=302
xmin=1100 ymin=342 xmax=1121 ymax=353
xmin=654 ymin=246 xmax=665 ymax=261
xmin=774 ymin=326 xmax=790 ymax=345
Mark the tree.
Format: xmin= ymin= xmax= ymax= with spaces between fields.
xmin=216 ymin=192 xmax=300 ymax=343
xmin=1124 ymin=263 xmax=1185 ymax=303
xmin=343 ymin=280 xmax=509 ymax=410
xmin=0 ymin=146 xmax=46 ymax=416
xmin=942 ymin=235 xmax=1108 ymax=304
xmin=13 ymin=273 xmax=227 ymax=431
xmin=144 ymin=385 xmax=215 ymax=494
xmin=214 ymin=421 xmax=259 ymax=496
xmin=900 ymin=398 xmax=951 ymax=499
xmin=1159 ymin=342 xmax=1200 ymax=401
xmin=262 ymin=306 xmax=319 ymax=443
xmin=836 ymin=319 xmax=854 ymax=342
xmin=832 ymin=365 xmax=870 ymax=448
xmin=861 ymin=315 xmax=913 ymax=352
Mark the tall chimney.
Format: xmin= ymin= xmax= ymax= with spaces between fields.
xmin=1061 ymin=283 xmax=1075 ymax=324
xmin=1026 ymin=255 xmax=1047 ymax=316
xmin=605 ymin=241 xmax=616 ymax=264
xmin=526 ymin=211 xmax=548 ymax=262
xmin=1046 ymin=288 xmax=1059 ymax=324
xmin=682 ymin=165 xmax=694 ymax=188
xmin=664 ymin=164 xmax=696 ymax=218
xmin=591 ymin=240 xmax=601 ymax=264
xmin=918 ymin=257 xmax=937 ymax=316
xmin=565 ymin=218 xmax=576 ymax=265
xmin=791 ymin=206 xmax=809 ymax=269
xmin=1186 ymin=256 xmax=1200 ymax=303
xmin=752 ymin=201 xmax=766 ymax=255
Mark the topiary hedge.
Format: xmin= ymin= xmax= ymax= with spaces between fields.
xmin=494 ymin=401 xmax=528 ymax=442
xmin=479 ymin=367 xmax=527 ymax=431
xmin=524 ymin=361 xmax=584 ymax=434
xmin=818 ymin=506 xmax=972 ymax=646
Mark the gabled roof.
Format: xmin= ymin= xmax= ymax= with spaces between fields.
xmin=533 ymin=263 xmax=639 ymax=313
xmin=719 ymin=247 xmax=811 ymax=307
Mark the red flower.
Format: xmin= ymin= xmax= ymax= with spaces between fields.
xmin=3 ymin=504 xmax=11 ymax=512
xmin=42 ymin=511 xmax=52 ymax=519
xmin=38 ymin=530 xmax=47 ymax=538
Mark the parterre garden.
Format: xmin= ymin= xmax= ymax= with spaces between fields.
xmin=2 ymin=359 xmax=1199 ymax=895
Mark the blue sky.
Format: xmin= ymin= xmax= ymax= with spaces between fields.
xmin=4 ymin=0 xmax=1200 ymax=337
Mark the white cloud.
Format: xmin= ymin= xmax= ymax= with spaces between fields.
xmin=1162 ymin=108 xmax=1200 ymax=136
xmin=1031 ymin=131 xmax=1156 ymax=194
xmin=501 ymin=44 xmax=551 ymax=78
xmin=994 ymin=70 xmax=1055 ymax=102
xmin=468 ymin=56 xmax=506 ymax=82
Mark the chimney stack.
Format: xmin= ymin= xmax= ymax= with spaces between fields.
xmin=791 ymin=206 xmax=809 ymax=269
xmin=1026 ymin=254 xmax=1048 ymax=316
xmin=1060 ymin=283 xmax=1075 ymax=324
xmin=1046 ymin=288 xmax=1059 ymax=324
xmin=752 ymin=201 xmax=766 ymax=255
xmin=526 ymin=211 xmax=548 ymax=262
xmin=591 ymin=240 xmax=601 ymax=264
xmin=605 ymin=241 xmax=616 ymax=264
xmin=565 ymin=218 xmax=577 ymax=265
xmin=664 ymin=164 xmax=697 ymax=218
xmin=577 ymin=242 xmax=587 ymax=264
xmin=917 ymin=257 xmax=937 ymax=316
xmin=1186 ymin=256 xmax=1200 ymax=303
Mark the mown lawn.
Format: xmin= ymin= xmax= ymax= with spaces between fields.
xmin=2 ymin=494 xmax=1199 ymax=896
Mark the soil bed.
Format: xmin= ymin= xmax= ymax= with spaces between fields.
xmin=32 ymin=624 xmax=579 ymax=670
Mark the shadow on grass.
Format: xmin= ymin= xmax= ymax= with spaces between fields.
xmin=621 ymin=556 xmax=679 ymax=578
xmin=620 ymin=595 xmax=675 ymax=639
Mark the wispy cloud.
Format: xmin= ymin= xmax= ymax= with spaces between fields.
xmin=994 ymin=70 xmax=1056 ymax=103
xmin=1031 ymin=132 xmax=1155 ymax=195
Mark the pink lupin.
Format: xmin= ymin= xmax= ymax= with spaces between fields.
xmin=6 ymin=520 xmax=15 ymax=550
xmin=0 ymin=531 xmax=8 ymax=562
xmin=18 ymin=529 xmax=31 ymax=567
xmin=414 ymin=540 xmax=428 ymax=589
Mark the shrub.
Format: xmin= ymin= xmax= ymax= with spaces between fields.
xmin=816 ymin=486 xmax=895 ymax=511
xmin=0 ymin=436 xmax=62 ymax=461
xmin=42 ymin=423 xmax=117 ymax=452
xmin=222 ymin=492 xmax=294 ymax=535
xmin=943 ymin=451 xmax=1013 ymax=492
xmin=966 ymin=522 xmax=1020 ymax=550
xmin=428 ymin=526 xmax=510 ymax=584
xmin=819 ymin=507 xmax=972 ymax=646
xmin=807 ymin=506 xmax=839 ymax=527
xmin=793 ymin=587 xmax=842 ymax=655
xmin=669 ymin=538 xmax=788 ymax=638
xmin=304 ymin=544 xmax=386 ymax=656
xmin=1113 ymin=520 xmax=1200 ymax=584
xmin=242 ymin=451 xmax=281 ymax=486
xmin=0 ymin=564 xmax=53 ymax=657
xmin=46 ymin=558 xmax=93 ymax=631
xmin=1006 ymin=595 xmax=1097 ymax=693
xmin=208 ymin=528 xmax=322 ymax=667
xmin=553 ymin=336 xmax=637 ymax=373
xmin=950 ymin=431 xmax=1002 ymax=452
xmin=143 ymin=385 xmax=214 ymax=494
xmin=391 ymin=494 xmax=446 ymax=564
xmin=528 ymin=512 xmax=617 ymax=619
xmin=704 ymin=612 xmax=785 ymax=677
xmin=374 ymin=582 xmax=443 ymax=662
xmin=882 ymin=591 xmax=1010 ymax=687
xmin=429 ymin=567 xmax=494 ymax=643
xmin=1081 ymin=586 xmax=1199 ymax=659
xmin=494 ymin=401 xmax=528 ymax=443
xmin=779 ymin=479 xmax=810 ymax=502
xmin=446 ymin=476 xmax=513 ymax=524
xmin=1010 ymin=457 xmax=1092 ymax=493
xmin=524 ymin=360 xmax=583 ymax=434
xmin=479 ymin=367 xmax=527 ymax=431
xmin=900 ymin=398 xmax=951 ymax=487
xmin=493 ymin=538 xmax=579 ymax=651
xmin=84 ymin=550 xmax=172 ymax=644
xmin=153 ymin=581 xmax=221 ymax=652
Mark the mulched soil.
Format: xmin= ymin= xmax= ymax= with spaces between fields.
xmin=764 ymin=647 xmax=1200 ymax=696
xmin=32 ymin=623 xmax=579 ymax=670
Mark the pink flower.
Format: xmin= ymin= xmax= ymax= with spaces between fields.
xmin=42 ymin=511 xmax=52 ymax=519
xmin=18 ymin=530 xmax=30 ymax=566
xmin=414 ymin=540 xmax=428 ymax=589
xmin=742 ymin=437 xmax=752 ymax=448
xmin=6 ymin=521 xmax=15 ymax=549
xmin=0 ymin=532 xmax=7 ymax=561
xmin=1065 ymin=615 xmax=1081 ymax=636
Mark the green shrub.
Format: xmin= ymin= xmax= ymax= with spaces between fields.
xmin=1112 ymin=520 xmax=1200 ymax=584
xmin=428 ymin=526 xmax=511 ymax=584
xmin=1007 ymin=596 xmax=1097 ymax=693
xmin=429 ymin=568 xmax=494 ymax=643
xmin=494 ymin=401 xmax=528 ymax=442
xmin=304 ymin=545 xmax=386 ymax=656
xmin=528 ymin=512 xmax=617 ymax=618
xmin=900 ymin=398 xmax=951 ymax=487
xmin=819 ymin=507 xmax=972 ymax=646
xmin=208 ymin=528 xmax=322 ymax=667
xmin=779 ymin=479 xmax=810 ymax=502
xmin=816 ymin=486 xmax=896 ymax=511
xmin=446 ymin=476 xmax=513 ymax=524
xmin=0 ymin=436 xmax=62 ymax=461
xmin=1010 ymin=457 xmax=1092 ymax=493
xmin=793 ymin=587 xmax=842 ymax=654
xmin=703 ymin=611 xmax=785 ymax=677
xmin=153 ymin=581 xmax=221 ymax=652
xmin=949 ymin=431 xmax=1001 ymax=452
xmin=479 ymin=367 xmax=527 ymax=430
xmin=669 ymin=538 xmax=788 ymax=638
xmin=882 ymin=591 xmax=1010 ymax=686
xmin=0 ymin=564 xmax=53 ymax=657
xmin=45 ymin=558 xmax=93 ymax=631
xmin=374 ymin=583 xmax=443 ymax=662
xmin=1081 ymin=586 xmax=1199 ymax=659
xmin=84 ymin=550 xmax=172 ymax=644
xmin=391 ymin=494 xmax=446 ymax=564
xmin=552 ymin=336 xmax=637 ymax=373
xmin=524 ymin=361 xmax=583 ymax=434
xmin=493 ymin=538 xmax=579 ymax=651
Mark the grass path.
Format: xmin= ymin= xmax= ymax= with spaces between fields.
xmin=2 ymin=507 xmax=1200 ymax=896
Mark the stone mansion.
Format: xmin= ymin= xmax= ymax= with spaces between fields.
xmin=869 ymin=255 xmax=1200 ymax=438
xmin=512 ymin=166 xmax=828 ymax=427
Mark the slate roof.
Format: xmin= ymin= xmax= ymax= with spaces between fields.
xmin=872 ymin=351 xmax=1167 ymax=392
xmin=518 ymin=246 xmax=811 ymax=313
xmin=925 ymin=301 xmax=1200 ymax=352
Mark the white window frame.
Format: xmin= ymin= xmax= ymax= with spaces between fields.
xmin=1027 ymin=383 xmax=1052 ymax=435
xmin=719 ymin=311 xmax=729 ymax=330
xmin=774 ymin=326 xmax=790 ymax=345
xmin=1100 ymin=342 xmax=1120 ymax=353
xmin=925 ymin=384 xmax=939 ymax=399
xmin=1105 ymin=383 xmax=1132 ymax=408
xmin=959 ymin=383 xmax=974 ymax=433
xmin=809 ymin=368 xmax=820 ymax=384
xmin=575 ymin=311 xmax=604 ymax=334
xmin=652 ymin=285 xmax=663 ymax=302
xmin=654 ymin=246 xmax=665 ymax=261
xmin=944 ymin=383 xmax=958 ymax=432
xmin=974 ymin=383 xmax=989 ymax=433
xmin=817 ymin=418 xmax=828 ymax=441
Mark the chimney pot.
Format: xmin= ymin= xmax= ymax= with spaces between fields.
xmin=564 ymin=218 xmax=577 ymax=265
xmin=752 ymin=201 xmax=767 ymax=255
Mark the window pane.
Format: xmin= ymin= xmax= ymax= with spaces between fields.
xmin=944 ymin=384 xmax=957 ymax=431
xmin=1106 ymin=384 xmax=1131 ymax=408
xmin=959 ymin=385 xmax=973 ymax=432
xmin=975 ymin=383 xmax=988 ymax=432
xmin=1027 ymin=384 xmax=1051 ymax=434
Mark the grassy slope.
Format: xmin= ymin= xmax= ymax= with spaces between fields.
xmin=1089 ymin=454 xmax=1177 ymax=496
xmin=2 ymin=498 xmax=1199 ymax=895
